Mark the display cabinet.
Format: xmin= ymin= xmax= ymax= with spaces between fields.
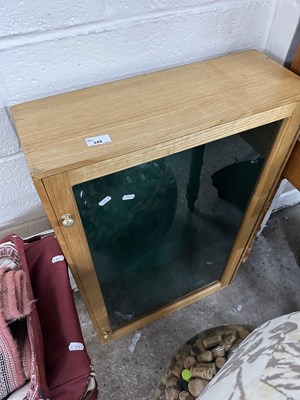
xmin=11 ymin=51 xmax=300 ymax=344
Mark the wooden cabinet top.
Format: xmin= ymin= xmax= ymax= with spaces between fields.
xmin=11 ymin=50 xmax=300 ymax=179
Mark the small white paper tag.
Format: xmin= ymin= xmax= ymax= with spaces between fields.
xmin=98 ymin=196 xmax=112 ymax=207
xmin=69 ymin=342 xmax=84 ymax=351
xmin=85 ymin=134 xmax=111 ymax=147
xmin=122 ymin=194 xmax=135 ymax=201
xmin=128 ymin=331 xmax=142 ymax=353
xmin=52 ymin=255 xmax=65 ymax=263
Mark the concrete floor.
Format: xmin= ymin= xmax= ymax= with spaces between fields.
xmin=75 ymin=204 xmax=300 ymax=400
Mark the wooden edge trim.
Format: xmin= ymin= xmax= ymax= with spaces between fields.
xmin=291 ymin=45 xmax=300 ymax=75
xmin=282 ymin=139 xmax=300 ymax=190
xmin=104 ymin=282 xmax=222 ymax=343
xmin=34 ymin=177 xmax=110 ymax=340
xmin=34 ymin=104 xmax=294 ymax=182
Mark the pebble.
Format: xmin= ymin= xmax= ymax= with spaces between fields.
xmin=183 ymin=356 xmax=197 ymax=369
xmin=215 ymin=356 xmax=226 ymax=369
xmin=172 ymin=359 xmax=184 ymax=378
xmin=191 ymin=363 xmax=215 ymax=380
xmin=211 ymin=346 xmax=225 ymax=358
xmin=179 ymin=391 xmax=192 ymax=400
xmin=203 ymin=334 xmax=222 ymax=349
xmin=165 ymin=386 xmax=180 ymax=400
xmin=194 ymin=339 xmax=206 ymax=353
xmin=188 ymin=379 xmax=208 ymax=397
xmin=197 ymin=351 xmax=213 ymax=362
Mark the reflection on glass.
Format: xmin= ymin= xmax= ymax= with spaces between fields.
xmin=73 ymin=121 xmax=281 ymax=329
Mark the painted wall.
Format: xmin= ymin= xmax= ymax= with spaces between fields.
xmin=265 ymin=0 xmax=300 ymax=64
xmin=0 ymin=0 xmax=298 ymax=237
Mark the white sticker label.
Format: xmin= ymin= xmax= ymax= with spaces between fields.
xmin=85 ymin=134 xmax=111 ymax=147
xmin=52 ymin=255 xmax=65 ymax=263
xmin=69 ymin=342 xmax=84 ymax=351
xmin=98 ymin=196 xmax=112 ymax=207
xmin=122 ymin=194 xmax=135 ymax=201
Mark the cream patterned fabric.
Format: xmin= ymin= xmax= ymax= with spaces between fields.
xmin=198 ymin=312 xmax=300 ymax=400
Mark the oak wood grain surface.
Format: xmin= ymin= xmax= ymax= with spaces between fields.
xmin=11 ymin=50 xmax=300 ymax=179
xmin=283 ymin=140 xmax=300 ymax=190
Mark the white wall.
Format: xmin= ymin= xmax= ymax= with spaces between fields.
xmin=0 ymin=0 xmax=298 ymax=238
xmin=265 ymin=0 xmax=300 ymax=64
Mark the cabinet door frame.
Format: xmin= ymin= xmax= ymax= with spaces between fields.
xmin=40 ymin=104 xmax=300 ymax=344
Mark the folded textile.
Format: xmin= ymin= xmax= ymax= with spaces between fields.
xmin=0 ymin=267 xmax=33 ymax=323
xmin=0 ymin=267 xmax=33 ymax=399
xmin=0 ymin=241 xmax=21 ymax=270
xmin=10 ymin=319 xmax=32 ymax=381
xmin=7 ymin=382 xmax=31 ymax=399
xmin=0 ymin=323 xmax=26 ymax=400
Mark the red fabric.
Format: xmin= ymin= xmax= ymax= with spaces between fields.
xmin=25 ymin=235 xmax=98 ymax=400
xmin=0 ymin=265 xmax=33 ymax=396
xmin=0 ymin=234 xmax=50 ymax=400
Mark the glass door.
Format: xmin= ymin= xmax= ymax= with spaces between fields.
xmin=72 ymin=121 xmax=281 ymax=330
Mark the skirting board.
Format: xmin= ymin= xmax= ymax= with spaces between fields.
xmin=259 ymin=180 xmax=300 ymax=234
xmin=273 ymin=187 xmax=300 ymax=210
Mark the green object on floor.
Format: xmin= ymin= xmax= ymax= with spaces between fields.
xmin=211 ymin=157 xmax=264 ymax=210
xmin=182 ymin=369 xmax=191 ymax=382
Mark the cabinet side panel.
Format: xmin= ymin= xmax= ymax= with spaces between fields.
xmin=283 ymin=140 xmax=300 ymax=190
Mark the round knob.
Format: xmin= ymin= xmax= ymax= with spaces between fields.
xmin=103 ymin=331 xmax=111 ymax=340
xmin=61 ymin=213 xmax=75 ymax=227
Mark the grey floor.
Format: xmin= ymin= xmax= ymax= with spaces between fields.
xmin=75 ymin=204 xmax=300 ymax=400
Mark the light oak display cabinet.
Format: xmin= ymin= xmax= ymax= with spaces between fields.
xmin=12 ymin=51 xmax=300 ymax=344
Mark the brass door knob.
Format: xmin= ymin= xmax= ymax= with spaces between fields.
xmin=103 ymin=331 xmax=111 ymax=340
xmin=61 ymin=213 xmax=75 ymax=227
